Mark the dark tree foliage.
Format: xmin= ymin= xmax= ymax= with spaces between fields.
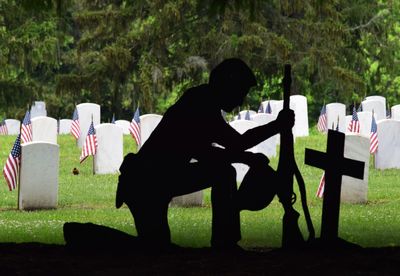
xmin=0 ymin=0 xmax=399 ymax=122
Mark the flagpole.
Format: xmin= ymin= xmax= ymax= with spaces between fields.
xmin=92 ymin=114 xmax=95 ymax=176
xmin=17 ymin=121 xmax=22 ymax=210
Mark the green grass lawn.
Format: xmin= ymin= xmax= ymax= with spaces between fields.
xmin=0 ymin=129 xmax=399 ymax=249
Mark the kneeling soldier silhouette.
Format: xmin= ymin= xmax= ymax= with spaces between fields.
xmin=116 ymin=58 xmax=295 ymax=250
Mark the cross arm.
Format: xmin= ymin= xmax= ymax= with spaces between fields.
xmin=304 ymin=148 xmax=328 ymax=170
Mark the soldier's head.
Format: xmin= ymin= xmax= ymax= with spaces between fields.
xmin=209 ymin=58 xmax=257 ymax=112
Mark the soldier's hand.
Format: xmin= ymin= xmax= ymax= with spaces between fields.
xmin=276 ymin=109 xmax=295 ymax=131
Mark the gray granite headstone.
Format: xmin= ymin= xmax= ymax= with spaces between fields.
xmin=375 ymin=119 xmax=400 ymax=169
xmin=290 ymin=95 xmax=309 ymax=137
xmin=115 ymin=120 xmax=131 ymax=135
xmin=59 ymin=119 xmax=73 ymax=135
xmin=341 ymin=134 xmax=370 ymax=203
xmin=30 ymin=101 xmax=47 ymax=119
xmin=250 ymin=113 xmax=277 ymax=158
xmin=31 ymin=116 xmax=58 ymax=144
xmin=326 ymin=103 xmax=346 ymax=132
xmin=94 ymin=123 xmax=123 ymax=174
xmin=139 ymin=114 xmax=163 ymax=147
xmin=5 ymin=119 xmax=20 ymax=135
xmin=76 ymin=103 xmax=101 ymax=148
xmin=229 ymin=120 xmax=260 ymax=183
xmin=361 ymin=100 xmax=385 ymax=121
xmin=19 ymin=141 xmax=59 ymax=210
xmin=391 ymin=105 xmax=400 ymax=121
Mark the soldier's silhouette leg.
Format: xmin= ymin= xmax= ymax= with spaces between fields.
xmin=125 ymin=193 xmax=171 ymax=248
xmin=117 ymin=154 xmax=241 ymax=248
xmin=171 ymin=161 xmax=241 ymax=248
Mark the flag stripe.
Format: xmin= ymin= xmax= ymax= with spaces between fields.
xmin=317 ymin=105 xmax=327 ymax=133
xmin=80 ymin=122 xmax=97 ymax=163
xmin=129 ymin=107 xmax=141 ymax=146
xmin=316 ymin=173 xmax=325 ymax=198
xmin=3 ymin=135 xmax=21 ymax=191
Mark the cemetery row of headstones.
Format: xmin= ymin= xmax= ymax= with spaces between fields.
xmin=5 ymin=96 xmax=400 ymax=211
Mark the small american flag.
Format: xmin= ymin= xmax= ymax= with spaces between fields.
xmin=347 ymin=107 xmax=360 ymax=133
xmin=129 ymin=107 xmax=141 ymax=146
xmin=370 ymin=113 xmax=378 ymax=154
xmin=70 ymin=107 xmax=81 ymax=140
xmin=316 ymin=173 xmax=325 ymax=198
xmin=265 ymin=101 xmax=272 ymax=114
xmin=3 ymin=135 xmax=21 ymax=191
xmin=0 ymin=120 xmax=8 ymax=135
xmin=21 ymin=110 xmax=33 ymax=144
xmin=80 ymin=121 xmax=97 ymax=163
xmin=244 ymin=110 xmax=251 ymax=120
xmin=317 ymin=105 xmax=327 ymax=132
xmin=257 ymin=103 xmax=264 ymax=113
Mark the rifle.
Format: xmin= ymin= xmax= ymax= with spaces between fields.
xmin=277 ymin=65 xmax=315 ymax=248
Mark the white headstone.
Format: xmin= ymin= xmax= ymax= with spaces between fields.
xmin=375 ymin=119 xmax=400 ymax=169
xmin=76 ymin=103 xmax=101 ymax=148
xmin=140 ymin=114 xmax=163 ymax=147
xmin=115 ymin=120 xmax=131 ymax=135
xmin=345 ymin=115 xmax=352 ymax=132
xmin=30 ymin=101 xmax=47 ymax=119
xmin=234 ymin=110 xmax=257 ymax=120
xmin=290 ymin=95 xmax=309 ymax=137
xmin=263 ymin=100 xmax=283 ymax=117
xmin=5 ymin=119 xmax=20 ymax=135
xmin=361 ymin=100 xmax=385 ymax=121
xmin=94 ymin=124 xmax=123 ymax=174
xmin=250 ymin=113 xmax=277 ymax=158
xmin=357 ymin=111 xmax=373 ymax=137
xmin=391 ymin=105 xmax=400 ymax=121
xmin=341 ymin=134 xmax=370 ymax=204
xmin=19 ymin=142 xmax=59 ymax=210
xmin=31 ymin=116 xmax=58 ymax=144
xmin=326 ymin=103 xmax=346 ymax=132
xmin=59 ymin=119 xmax=73 ymax=135
xmin=229 ymin=120 xmax=260 ymax=183
xmin=365 ymin=95 xmax=386 ymax=110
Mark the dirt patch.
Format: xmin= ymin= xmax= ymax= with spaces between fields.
xmin=1 ymin=243 xmax=400 ymax=275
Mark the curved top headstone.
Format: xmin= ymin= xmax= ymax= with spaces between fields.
xmin=115 ymin=120 xmax=131 ymax=135
xmin=30 ymin=101 xmax=47 ymax=119
xmin=234 ymin=110 xmax=257 ymax=120
xmin=326 ymin=103 xmax=346 ymax=132
xmin=94 ymin=123 xmax=123 ymax=174
xmin=5 ymin=119 xmax=20 ymax=135
xmin=391 ymin=104 xmax=400 ymax=121
xmin=365 ymin=95 xmax=386 ymax=109
xmin=375 ymin=119 xmax=400 ymax=169
xmin=361 ymin=99 xmax=385 ymax=121
xmin=139 ymin=114 xmax=163 ymax=148
xmin=290 ymin=95 xmax=309 ymax=137
xmin=59 ymin=119 xmax=73 ymax=135
xmin=76 ymin=103 xmax=101 ymax=148
xmin=31 ymin=116 xmax=58 ymax=144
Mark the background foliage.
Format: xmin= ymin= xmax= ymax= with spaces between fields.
xmin=0 ymin=0 xmax=399 ymax=121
